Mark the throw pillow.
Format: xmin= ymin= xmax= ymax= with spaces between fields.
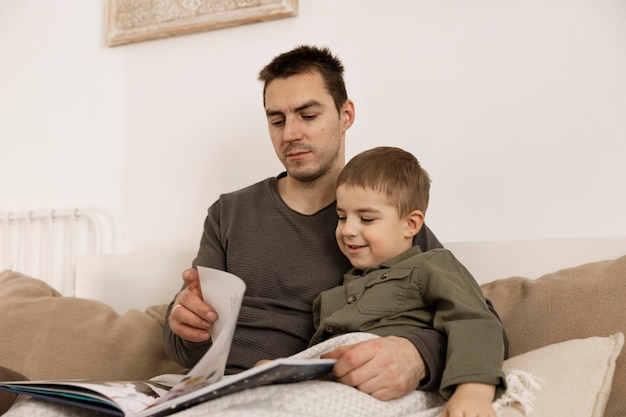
xmin=497 ymin=333 xmax=623 ymax=417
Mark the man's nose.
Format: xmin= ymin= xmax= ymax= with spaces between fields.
xmin=282 ymin=117 xmax=301 ymax=142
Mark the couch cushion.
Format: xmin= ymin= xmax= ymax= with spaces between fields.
xmin=0 ymin=270 xmax=187 ymax=381
xmin=481 ymin=255 xmax=626 ymax=417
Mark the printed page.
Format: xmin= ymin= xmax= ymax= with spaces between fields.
xmin=156 ymin=267 xmax=246 ymax=402
xmin=0 ymin=379 xmax=176 ymax=416
xmin=137 ymin=358 xmax=336 ymax=417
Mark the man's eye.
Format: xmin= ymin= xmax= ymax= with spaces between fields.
xmin=301 ymin=114 xmax=317 ymax=121
xmin=270 ymin=119 xmax=284 ymax=127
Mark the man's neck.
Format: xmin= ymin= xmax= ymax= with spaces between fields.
xmin=277 ymin=172 xmax=338 ymax=215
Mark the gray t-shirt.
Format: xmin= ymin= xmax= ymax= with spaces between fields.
xmin=163 ymin=173 xmax=446 ymax=388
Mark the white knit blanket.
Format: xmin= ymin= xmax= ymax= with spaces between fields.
xmin=6 ymin=333 xmax=539 ymax=417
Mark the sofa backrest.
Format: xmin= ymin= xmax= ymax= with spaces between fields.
xmin=481 ymin=255 xmax=626 ymax=417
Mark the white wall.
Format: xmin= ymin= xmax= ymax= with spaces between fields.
xmin=2 ymin=0 xmax=625 ymax=256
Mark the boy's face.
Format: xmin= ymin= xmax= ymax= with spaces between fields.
xmin=335 ymin=185 xmax=420 ymax=271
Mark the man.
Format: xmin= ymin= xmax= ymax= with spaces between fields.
xmin=163 ymin=45 xmax=446 ymax=401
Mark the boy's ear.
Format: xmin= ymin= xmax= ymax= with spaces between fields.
xmin=405 ymin=210 xmax=425 ymax=238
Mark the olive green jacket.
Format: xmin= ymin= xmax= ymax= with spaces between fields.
xmin=311 ymin=246 xmax=506 ymax=398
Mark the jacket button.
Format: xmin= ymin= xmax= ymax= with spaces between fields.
xmin=326 ymin=326 xmax=336 ymax=334
xmin=381 ymin=272 xmax=389 ymax=279
xmin=347 ymin=295 xmax=357 ymax=304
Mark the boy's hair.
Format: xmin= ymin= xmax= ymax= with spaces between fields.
xmin=337 ymin=146 xmax=431 ymax=217
xmin=258 ymin=45 xmax=348 ymax=113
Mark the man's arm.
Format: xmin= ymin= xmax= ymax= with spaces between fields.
xmin=414 ymin=223 xmax=443 ymax=252
xmin=164 ymin=202 xmax=227 ymax=368
xmin=163 ymin=268 xmax=218 ymax=368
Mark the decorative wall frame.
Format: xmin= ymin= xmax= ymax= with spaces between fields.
xmin=105 ymin=0 xmax=298 ymax=47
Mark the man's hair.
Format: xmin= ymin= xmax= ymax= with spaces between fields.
xmin=258 ymin=45 xmax=348 ymax=112
xmin=337 ymin=146 xmax=431 ymax=217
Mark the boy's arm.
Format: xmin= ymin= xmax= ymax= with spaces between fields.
xmin=409 ymin=224 xmax=447 ymax=390
xmin=402 ymin=329 xmax=447 ymax=391
xmin=422 ymin=250 xmax=507 ymax=399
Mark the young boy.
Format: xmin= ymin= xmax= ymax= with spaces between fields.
xmin=311 ymin=146 xmax=506 ymax=417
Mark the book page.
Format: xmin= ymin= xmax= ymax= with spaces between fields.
xmin=157 ymin=267 xmax=246 ymax=401
xmin=139 ymin=358 xmax=336 ymax=417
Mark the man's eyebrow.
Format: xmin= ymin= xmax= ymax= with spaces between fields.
xmin=265 ymin=100 xmax=323 ymax=117
xmin=294 ymin=100 xmax=323 ymax=113
xmin=265 ymin=109 xmax=284 ymax=117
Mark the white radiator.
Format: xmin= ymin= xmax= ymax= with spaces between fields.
xmin=0 ymin=209 xmax=102 ymax=296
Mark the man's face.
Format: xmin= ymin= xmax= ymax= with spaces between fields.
xmin=264 ymin=71 xmax=354 ymax=182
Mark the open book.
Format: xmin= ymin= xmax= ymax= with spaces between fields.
xmin=0 ymin=267 xmax=336 ymax=417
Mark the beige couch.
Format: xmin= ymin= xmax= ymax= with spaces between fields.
xmin=1 ymin=254 xmax=624 ymax=417
xmin=481 ymin=255 xmax=625 ymax=417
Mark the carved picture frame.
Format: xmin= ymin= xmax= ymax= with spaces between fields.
xmin=105 ymin=0 xmax=298 ymax=47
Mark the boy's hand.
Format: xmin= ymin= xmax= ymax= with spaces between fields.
xmin=440 ymin=382 xmax=497 ymax=417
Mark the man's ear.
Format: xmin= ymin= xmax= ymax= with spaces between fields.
xmin=341 ymin=99 xmax=355 ymax=131
xmin=405 ymin=210 xmax=425 ymax=238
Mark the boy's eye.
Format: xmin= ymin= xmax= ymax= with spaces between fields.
xmin=361 ymin=218 xmax=375 ymax=223
xmin=337 ymin=215 xmax=346 ymax=221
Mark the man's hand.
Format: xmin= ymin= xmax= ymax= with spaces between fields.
xmin=168 ymin=268 xmax=219 ymax=342
xmin=321 ymin=336 xmax=426 ymax=401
